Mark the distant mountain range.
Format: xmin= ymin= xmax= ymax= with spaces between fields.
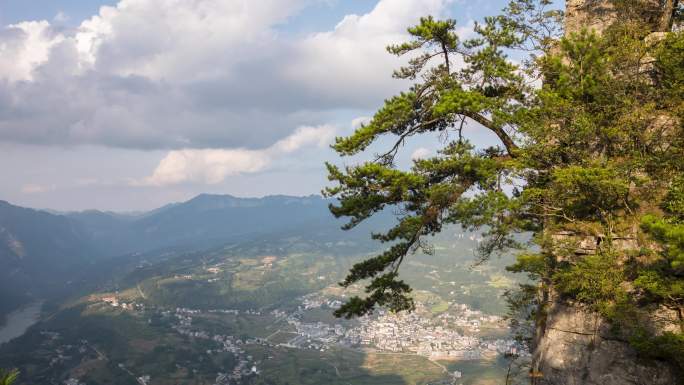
xmin=0 ymin=194 xmax=393 ymax=321
xmin=66 ymin=194 xmax=346 ymax=256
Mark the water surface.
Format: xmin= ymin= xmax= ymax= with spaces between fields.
xmin=0 ymin=302 xmax=43 ymax=345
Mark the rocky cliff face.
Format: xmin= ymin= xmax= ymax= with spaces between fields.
xmin=533 ymin=229 xmax=681 ymax=384
xmin=531 ymin=2 xmax=681 ymax=384
xmin=534 ymin=301 xmax=679 ymax=385
xmin=565 ymin=0 xmax=677 ymax=34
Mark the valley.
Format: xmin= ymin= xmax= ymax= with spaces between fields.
xmin=0 ymin=195 xmax=526 ymax=385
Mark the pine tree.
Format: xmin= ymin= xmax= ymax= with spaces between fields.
xmin=325 ymin=0 xmax=683 ymax=370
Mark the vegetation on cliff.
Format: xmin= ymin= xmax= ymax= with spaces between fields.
xmin=324 ymin=0 xmax=683 ymax=374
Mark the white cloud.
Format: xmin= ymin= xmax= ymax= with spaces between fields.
xmin=286 ymin=0 xmax=453 ymax=106
xmin=73 ymin=0 xmax=304 ymax=80
xmin=271 ymin=125 xmax=336 ymax=153
xmin=143 ymin=148 xmax=270 ymax=185
xmin=0 ymin=21 xmax=64 ymax=82
xmin=351 ymin=116 xmax=371 ymax=130
xmin=142 ymin=124 xmax=336 ymax=186
xmin=0 ymin=0 xmax=456 ymax=151
xmin=410 ymin=147 xmax=433 ymax=160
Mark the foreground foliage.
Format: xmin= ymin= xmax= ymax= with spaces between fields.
xmin=0 ymin=369 xmax=18 ymax=385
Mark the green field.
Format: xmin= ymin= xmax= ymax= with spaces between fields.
xmin=246 ymin=345 xmax=448 ymax=385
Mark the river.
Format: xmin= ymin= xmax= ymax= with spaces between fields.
xmin=0 ymin=302 xmax=43 ymax=345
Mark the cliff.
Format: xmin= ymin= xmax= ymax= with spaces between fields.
xmin=565 ymin=0 xmax=678 ymax=34
xmin=531 ymin=2 xmax=682 ymax=384
xmin=534 ymin=299 xmax=679 ymax=384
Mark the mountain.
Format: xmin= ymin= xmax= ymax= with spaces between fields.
xmin=125 ymin=194 xmax=333 ymax=250
xmin=66 ymin=194 xmax=392 ymax=257
xmin=0 ymin=194 xmax=394 ymax=321
xmin=64 ymin=210 xmax=136 ymax=240
xmin=0 ymin=201 xmax=97 ymax=321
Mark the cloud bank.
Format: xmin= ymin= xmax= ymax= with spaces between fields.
xmin=0 ymin=0 xmax=454 ymax=151
xmin=142 ymin=124 xmax=336 ymax=186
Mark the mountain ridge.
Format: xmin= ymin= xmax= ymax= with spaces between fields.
xmin=0 ymin=193 xmax=392 ymax=322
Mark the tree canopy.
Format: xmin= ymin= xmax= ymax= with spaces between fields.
xmin=324 ymin=0 xmax=683 ymax=368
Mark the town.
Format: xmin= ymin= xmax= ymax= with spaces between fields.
xmin=27 ymin=288 xmax=526 ymax=385
xmin=91 ymin=291 xmax=526 ymax=385
xmin=288 ymin=295 xmax=523 ymax=360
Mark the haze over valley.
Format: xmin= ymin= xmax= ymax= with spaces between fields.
xmin=0 ymin=194 xmax=523 ymax=385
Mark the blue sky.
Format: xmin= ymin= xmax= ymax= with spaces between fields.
xmin=0 ymin=0 xmax=506 ymax=28
xmin=0 ymin=0 xmax=554 ymax=211
xmin=0 ymin=0 xmax=115 ymax=26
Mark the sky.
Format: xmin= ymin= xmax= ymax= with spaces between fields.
xmin=0 ymin=0 xmax=525 ymax=212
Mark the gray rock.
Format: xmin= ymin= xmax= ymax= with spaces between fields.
xmin=533 ymin=302 xmax=677 ymax=385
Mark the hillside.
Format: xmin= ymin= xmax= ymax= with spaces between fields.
xmin=0 ymin=207 xmax=521 ymax=385
xmin=0 ymin=194 xmax=394 ymax=321
xmin=0 ymin=201 xmax=96 ymax=322
xmin=66 ymin=194 xmax=393 ymax=257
